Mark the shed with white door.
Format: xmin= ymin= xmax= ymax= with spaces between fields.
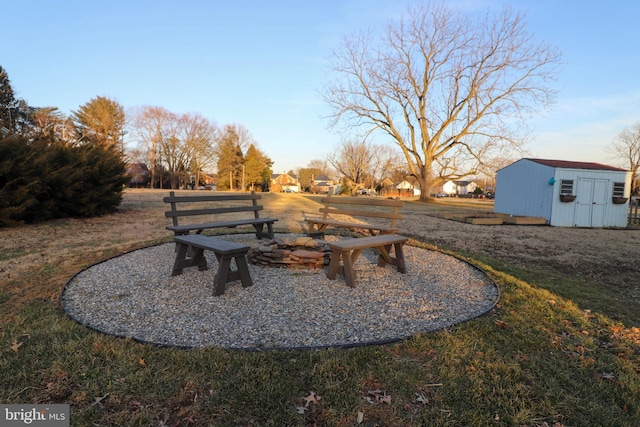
xmin=494 ymin=158 xmax=631 ymax=227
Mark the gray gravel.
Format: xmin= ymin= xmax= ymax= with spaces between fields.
xmin=61 ymin=233 xmax=499 ymax=350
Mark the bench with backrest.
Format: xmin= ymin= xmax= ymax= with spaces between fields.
xmin=171 ymin=234 xmax=253 ymax=296
xmin=164 ymin=191 xmax=277 ymax=240
xmin=305 ymin=195 xmax=404 ymax=237
xmin=325 ymin=234 xmax=408 ymax=288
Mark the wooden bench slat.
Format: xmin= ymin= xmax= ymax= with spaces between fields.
xmin=327 ymin=234 xmax=408 ymax=251
xmin=174 ymin=234 xmax=250 ymax=254
xmin=320 ymin=197 xmax=404 ymax=207
xmin=306 ymin=219 xmax=397 ymax=232
xmin=168 ymin=218 xmax=278 ymax=233
xmin=163 ymin=194 xmax=262 ymax=203
xmin=165 ymin=205 xmax=262 ymax=218
xmin=319 ymin=207 xmax=403 ymax=220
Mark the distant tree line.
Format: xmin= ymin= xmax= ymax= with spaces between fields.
xmin=0 ymin=66 xmax=128 ymax=226
xmin=129 ymin=107 xmax=272 ymax=191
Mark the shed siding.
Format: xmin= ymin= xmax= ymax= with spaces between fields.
xmin=495 ymin=159 xmax=553 ymax=220
xmin=551 ymin=168 xmax=631 ymax=227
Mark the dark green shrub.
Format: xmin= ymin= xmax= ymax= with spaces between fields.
xmin=0 ymin=134 xmax=128 ymax=226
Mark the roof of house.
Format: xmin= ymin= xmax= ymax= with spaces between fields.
xmin=271 ymin=172 xmax=297 ymax=179
xmin=526 ymin=158 xmax=626 ymax=172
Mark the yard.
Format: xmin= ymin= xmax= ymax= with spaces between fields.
xmin=0 ymin=189 xmax=638 ymax=426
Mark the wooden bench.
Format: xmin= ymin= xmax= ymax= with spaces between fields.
xmin=171 ymin=234 xmax=253 ymax=296
xmin=326 ymin=234 xmax=408 ymax=288
xmin=164 ymin=191 xmax=277 ymax=240
xmin=305 ymin=195 xmax=404 ymax=237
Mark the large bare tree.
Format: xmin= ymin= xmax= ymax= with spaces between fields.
xmin=323 ymin=3 xmax=560 ymax=200
xmin=328 ymin=138 xmax=400 ymax=195
xmin=130 ymin=106 xmax=172 ymax=188
xmin=130 ymin=107 xmax=217 ymax=189
xmin=328 ymin=139 xmax=373 ymax=195
xmin=608 ymin=123 xmax=640 ymax=195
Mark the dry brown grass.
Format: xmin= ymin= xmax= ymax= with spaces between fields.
xmin=2 ymin=189 xmax=640 ymax=426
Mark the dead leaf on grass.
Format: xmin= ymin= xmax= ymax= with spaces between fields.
xmin=295 ymin=391 xmax=321 ymax=415
xmin=415 ymin=392 xmax=428 ymax=405
xmin=598 ymin=372 xmax=616 ymax=381
xmin=304 ymin=391 xmax=321 ymax=406
xmin=366 ymin=389 xmax=391 ymax=404
xmin=494 ymin=320 xmax=509 ymax=329
xmin=10 ymin=340 xmax=23 ymax=353
xmin=92 ymin=393 xmax=110 ymax=406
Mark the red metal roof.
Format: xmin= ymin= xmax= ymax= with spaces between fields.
xmin=526 ymin=158 xmax=627 ymax=172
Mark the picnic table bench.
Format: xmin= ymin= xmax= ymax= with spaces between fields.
xmin=164 ymin=191 xmax=277 ymax=240
xmin=171 ymin=234 xmax=253 ymax=296
xmin=326 ymin=234 xmax=408 ymax=288
xmin=305 ymin=195 xmax=404 ymax=237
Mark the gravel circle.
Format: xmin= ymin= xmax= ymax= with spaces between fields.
xmin=61 ymin=233 xmax=499 ymax=350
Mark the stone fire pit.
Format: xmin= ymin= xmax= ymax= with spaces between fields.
xmin=247 ymin=236 xmax=331 ymax=269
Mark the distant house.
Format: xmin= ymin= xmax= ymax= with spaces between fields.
xmin=394 ymin=180 xmax=421 ymax=197
xmin=126 ymin=162 xmax=150 ymax=188
xmin=271 ymin=172 xmax=300 ymax=192
xmin=442 ymin=180 xmax=478 ymax=196
xmin=495 ymin=158 xmax=631 ymax=227
xmin=310 ymin=174 xmax=333 ymax=194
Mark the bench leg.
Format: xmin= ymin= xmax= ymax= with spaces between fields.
xmin=342 ymin=251 xmax=357 ymax=287
xmin=252 ymin=224 xmax=264 ymax=239
xmin=306 ymin=223 xmax=327 ymax=238
xmin=251 ymin=223 xmax=275 ymax=240
xmin=326 ymin=249 xmax=358 ymax=288
xmin=376 ymin=243 xmax=407 ymax=273
xmin=326 ymin=250 xmax=341 ymax=280
xmin=172 ymin=243 xmax=208 ymax=276
xmin=212 ymin=253 xmax=253 ymax=296
xmin=234 ymin=255 xmax=254 ymax=288
xmin=393 ymin=242 xmax=407 ymax=273
xmin=213 ymin=255 xmax=232 ymax=296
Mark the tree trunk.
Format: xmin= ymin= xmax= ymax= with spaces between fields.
xmin=417 ymin=163 xmax=434 ymax=202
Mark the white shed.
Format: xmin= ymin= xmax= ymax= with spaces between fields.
xmin=495 ymin=158 xmax=631 ymax=227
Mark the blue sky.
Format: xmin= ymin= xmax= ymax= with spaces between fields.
xmin=3 ymin=1 xmax=640 ymax=174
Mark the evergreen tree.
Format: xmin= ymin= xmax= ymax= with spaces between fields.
xmin=215 ymin=126 xmax=244 ymax=190
xmin=0 ymin=66 xmax=29 ymax=133
xmin=72 ymin=96 xmax=126 ymax=153
xmin=244 ymin=144 xmax=272 ymax=191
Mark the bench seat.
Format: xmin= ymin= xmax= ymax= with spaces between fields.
xmin=172 ymin=234 xmax=253 ymax=296
xmin=305 ymin=219 xmax=398 ymax=236
xmin=168 ymin=218 xmax=277 ymax=238
xmin=326 ymin=234 xmax=408 ymax=288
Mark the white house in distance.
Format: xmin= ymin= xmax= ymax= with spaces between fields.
xmin=495 ymin=158 xmax=631 ymax=227
xmin=442 ymin=180 xmax=478 ymax=196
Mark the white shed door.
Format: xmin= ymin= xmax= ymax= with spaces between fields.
xmin=574 ymin=178 xmax=607 ymax=227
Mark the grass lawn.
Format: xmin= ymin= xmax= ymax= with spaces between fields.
xmin=0 ymin=190 xmax=638 ymax=426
